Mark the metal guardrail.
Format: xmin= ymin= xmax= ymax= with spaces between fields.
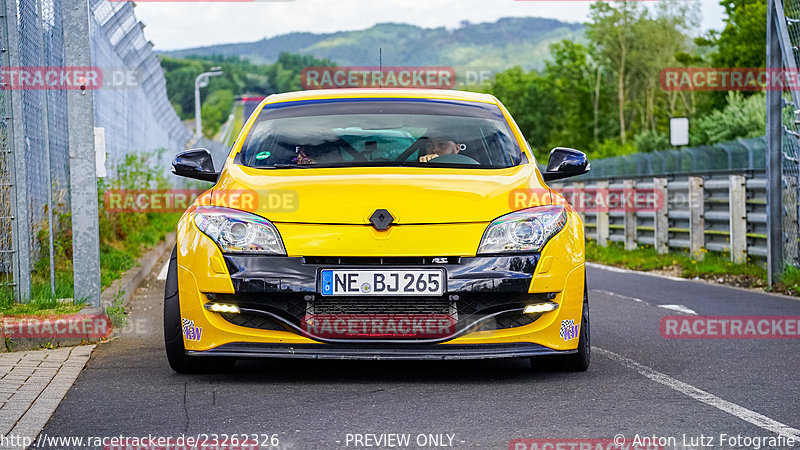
xmin=550 ymin=170 xmax=767 ymax=262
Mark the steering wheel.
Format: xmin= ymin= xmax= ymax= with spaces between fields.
xmin=394 ymin=140 xmax=470 ymax=163
xmin=394 ymin=139 xmax=428 ymax=163
xmin=427 ymin=153 xmax=480 ymax=165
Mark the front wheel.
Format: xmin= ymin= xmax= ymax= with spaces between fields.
xmin=163 ymin=246 xmax=234 ymax=373
xmin=531 ymin=277 xmax=590 ymax=372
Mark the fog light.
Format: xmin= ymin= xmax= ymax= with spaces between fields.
xmin=204 ymin=303 xmax=240 ymax=314
xmin=523 ymin=302 xmax=559 ymax=314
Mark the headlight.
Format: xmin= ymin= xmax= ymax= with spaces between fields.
xmin=477 ymin=206 xmax=567 ymax=254
xmin=193 ymin=206 xmax=286 ymax=255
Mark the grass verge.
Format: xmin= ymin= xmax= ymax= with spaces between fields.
xmin=0 ymin=150 xmax=181 ymax=316
xmin=584 ymin=241 xmax=800 ymax=295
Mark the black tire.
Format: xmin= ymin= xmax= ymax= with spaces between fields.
xmin=531 ymin=276 xmax=590 ymax=372
xmin=560 ymin=281 xmax=591 ymax=372
xmin=164 ymin=246 xmax=234 ymax=373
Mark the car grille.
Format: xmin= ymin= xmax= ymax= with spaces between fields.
xmin=209 ymin=292 xmax=547 ymax=338
xmin=310 ymin=298 xmax=453 ymax=316
xmin=221 ymin=312 xmax=286 ymax=331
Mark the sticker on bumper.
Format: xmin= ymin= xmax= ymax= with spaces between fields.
xmin=182 ymin=318 xmax=202 ymax=341
xmin=560 ymin=319 xmax=580 ymax=341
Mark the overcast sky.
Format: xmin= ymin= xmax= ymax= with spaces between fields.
xmin=135 ymin=0 xmax=726 ymax=51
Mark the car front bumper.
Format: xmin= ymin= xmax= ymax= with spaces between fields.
xmin=175 ymin=212 xmax=587 ymax=357
xmin=187 ymin=342 xmax=576 ymax=360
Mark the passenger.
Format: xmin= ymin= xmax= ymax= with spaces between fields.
xmin=293 ymin=146 xmax=318 ymax=165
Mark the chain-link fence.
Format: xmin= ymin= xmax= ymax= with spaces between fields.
xmin=0 ymin=6 xmax=15 ymax=297
xmin=564 ymin=137 xmax=766 ymax=181
xmin=767 ymin=0 xmax=800 ymax=284
xmin=90 ymin=1 xmax=191 ymax=175
xmin=0 ymin=0 xmax=193 ymax=302
xmin=0 ymin=0 xmax=71 ymax=300
xmin=777 ymin=0 xmax=800 ymax=274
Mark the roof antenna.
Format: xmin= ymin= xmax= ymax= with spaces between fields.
xmin=379 ymin=47 xmax=382 ymax=89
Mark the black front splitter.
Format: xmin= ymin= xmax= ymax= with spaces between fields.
xmin=186 ymin=342 xmax=573 ymax=361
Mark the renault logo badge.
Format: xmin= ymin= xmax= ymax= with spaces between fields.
xmin=369 ymin=209 xmax=395 ymax=231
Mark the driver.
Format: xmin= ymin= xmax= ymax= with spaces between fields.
xmin=419 ymin=137 xmax=462 ymax=163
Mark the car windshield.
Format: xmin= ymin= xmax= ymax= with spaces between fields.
xmin=238 ymin=100 xmax=523 ymax=169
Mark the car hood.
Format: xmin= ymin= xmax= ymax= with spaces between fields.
xmin=211 ymin=164 xmax=551 ymax=225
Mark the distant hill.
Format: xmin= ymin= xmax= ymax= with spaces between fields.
xmin=160 ymin=17 xmax=585 ymax=70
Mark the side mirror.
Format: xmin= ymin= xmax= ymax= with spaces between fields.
xmin=543 ymin=147 xmax=590 ymax=182
xmin=171 ymin=148 xmax=219 ymax=183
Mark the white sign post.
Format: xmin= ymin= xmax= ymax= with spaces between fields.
xmin=670 ymin=117 xmax=690 ymax=147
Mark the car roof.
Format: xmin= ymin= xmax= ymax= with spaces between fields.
xmin=262 ymin=89 xmax=499 ymax=106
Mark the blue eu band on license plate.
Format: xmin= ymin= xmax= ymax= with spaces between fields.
xmin=320 ymin=269 xmax=446 ymax=296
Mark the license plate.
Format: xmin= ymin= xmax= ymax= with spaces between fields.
xmin=319 ymin=269 xmax=446 ymax=296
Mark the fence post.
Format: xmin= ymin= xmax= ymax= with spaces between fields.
xmin=596 ymin=180 xmax=609 ymax=246
xmin=766 ymin=0 xmax=785 ymax=285
xmin=689 ymin=176 xmax=705 ymax=261
xmin=3 ymin=0 xmax=32 ymax=301
xmin=729 ymin=175 xmax=748 ymax=263
xmin=624 ymin=179 xmax=637 ymax=250
xmin=63 ymin=0 xmax=101 ymax=307
xmin=653 ymin=177 xmax=669 ymax=255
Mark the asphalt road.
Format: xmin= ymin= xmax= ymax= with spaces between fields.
xmin=39 ymin=257 xmax=800 ymax=450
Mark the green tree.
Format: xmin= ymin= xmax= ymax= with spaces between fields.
xmin=488 ymin=67 xmax=557 ymax=159
xmin=714 ymin=0 xmax=767 ymax=68
xmin=201 ymin=89 xmax=234 ymax=138
xmin=587 ymin=1 xmax=647 ymax=144
xmin=160 ymin=52 xmax=336 ymax=136
xmin=543 ymin=41 xmax=597 ymax=152
xmin=692 ymin=92 xmax=766 ymax=144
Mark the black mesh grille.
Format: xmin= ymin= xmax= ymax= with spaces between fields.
xmin=311 ymin=298 xmax=453 ymax=316
xmin=476 ymin=312 xmax=537 ymax=331
xmin=221 ymin=312 xmax=286 ymax=331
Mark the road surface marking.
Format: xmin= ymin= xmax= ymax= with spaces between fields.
xmin=592 ymin=290 xmax=698 ymax=316
xmin=658 ymin=304 xmax=698 ymax=315
xmin=587 ymin=262 xmax=685 ymax=282
xmin=157 ymin=260 xmax=169 ymax=281
xmin=595 ymin=347 xmax=800 ymax=441
xmin=591 ymin=289 xmax=650 ymax=306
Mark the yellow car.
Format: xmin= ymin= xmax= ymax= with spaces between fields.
xmin=164 ymin=89 xmax=590 ymax=373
